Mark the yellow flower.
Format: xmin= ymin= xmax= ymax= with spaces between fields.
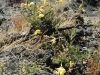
xmin=59 ymin=0 xmax=63 ymax=4
xmin=21 ymin=3 xmax=25 ymax=7
xmin=51 ymin=38 xmax=56 ymax=44
xmin=79 ymin=4 xmax=83 ymax=9
xmin=28 ymin=4 xmax=31 ymax=7
xmin=39 ymin=8 xmax=45 ymax=13
xmin=30 ymin=2 xmax=34 ymax=6
xmin=57 ymin=66 xmax=66 ymax=75
xmin=43 ymin=2 xmax=49 ymax=6
xmin=39 ymin=14 xmax=44 ymax=18
xmin=50 ymin=7 xmax=54 ymax=11
xmin=70 ymin=61 xmax=74 ymax=67
xmin=27 ymin=2 xmax=34 ymax=7
xmin=34 ymin=29 xmax=42 ymax=35
xmin=41 ymin=0 xmax=48 ymax=6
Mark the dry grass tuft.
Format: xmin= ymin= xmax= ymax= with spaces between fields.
xmin=86 ymin=49 xmax=100 ymax=75
xmin=13 ymin=13 xmax=31 ymax=34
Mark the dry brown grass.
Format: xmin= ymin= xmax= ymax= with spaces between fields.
xmin=86 ymin=49 xmax=100 ymax=75
xmin=13 ymin=13 xmax=23 ymax=32
xmin=86 ymin=59 xmax=100 ymax=75
xmin=13 ymin=13 xmax=31 ymax=34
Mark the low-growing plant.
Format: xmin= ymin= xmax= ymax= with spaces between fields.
xmin=23 ymin=63 xmax=41 ymax=74
xmin=20 ymin=0 xmax=89 ymax=74
xmin=20 ymin=0 xmax=61 ymax=35
xmin=53 ymin=43 xmax=88 ymax=66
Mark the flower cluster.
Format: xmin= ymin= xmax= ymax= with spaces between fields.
xmin=20 ymin=2 xmax=34 ymax=8
xmin=20 ymin=0 xmax=57 ymax=34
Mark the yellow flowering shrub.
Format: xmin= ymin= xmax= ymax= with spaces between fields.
xmin=20 ymin=1 xmax=89 ymax=75
xmin=20 ymin=0 xmax=62 ymax=34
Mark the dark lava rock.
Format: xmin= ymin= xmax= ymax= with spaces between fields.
xmin=76 ymin=29 xmax=84 ymax=36
xmin=33 ymin=71 xmax=52 ymax=75
xmin=83 ymin=0 xmax=100 ymax=7
xmin=0 ymin=14 xmax=6 ymax=25
xmin=0 ymin=51 xmax=10 ymax=58
xmin=75 ymin=0 xmax=100 ymax=7
xmin=6 ymin=63 xmax=18 ymax=74
xmin=75 ymin=15 xmax=84 ymax=24
xmin=84 ymin=27 xmax=93 ymax=36
xmin=0 ymin=9 xmax=5 ymax=14
xmin=63 ymin=7 xmax=69 ymax=11
xmin=45 ymin=55 xmax=53 ymax=66
xmin=70 ymin=0 xmax=100 ymax=17
xmin=88 ymin=40 xmax=98 ymax=48
xmin=35 ymin=49 xmax=54 ymax=66
xmin=11 ymin=46 xmax=26 ymax=55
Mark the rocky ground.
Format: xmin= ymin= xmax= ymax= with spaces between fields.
xmin=0 ymin=0 xmax=100 ymax=75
